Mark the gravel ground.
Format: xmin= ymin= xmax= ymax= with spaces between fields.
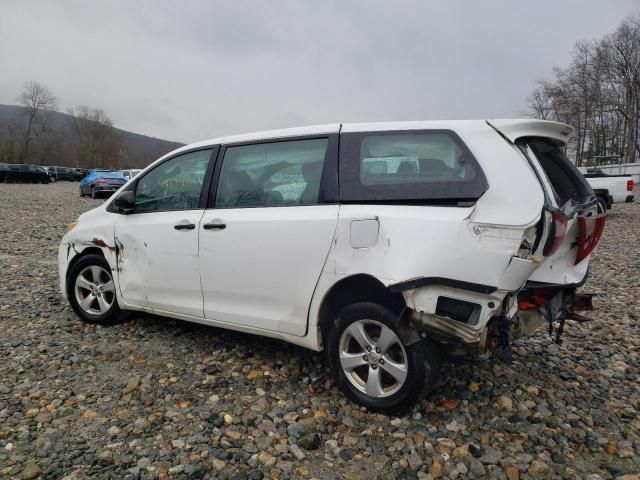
xmin=0 ymin=182 xmax=638 ymax=480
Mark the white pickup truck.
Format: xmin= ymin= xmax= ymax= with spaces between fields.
xmin=578 ymin=167 xmax=635 ymax=210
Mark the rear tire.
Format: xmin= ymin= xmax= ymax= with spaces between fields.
xmin=326 ymin=302 xmax=441 ymax=413
xmin=66 ymin=254 xmax=125 ymax=325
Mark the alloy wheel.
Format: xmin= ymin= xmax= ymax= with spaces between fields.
xmin=338 ymin=319 xmax=408 ymax=398
xmin=74 ymin=265 xmax=115 ymax=315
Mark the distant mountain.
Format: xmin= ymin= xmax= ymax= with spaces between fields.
xmin=0 ymin=104 xmax=184 ymax=168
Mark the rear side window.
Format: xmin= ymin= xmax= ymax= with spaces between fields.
xmin=340 ymin=130 xmax=487 ymax=203
xmin=214 ymin=138 xmax=329 ymax=208
xmin=522 ymin=137 xmax=592 ymax=207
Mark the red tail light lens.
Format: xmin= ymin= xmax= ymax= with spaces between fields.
xmin=627 ymin=179 xmax=634 ymax=191
xmin=575 ymin=213 xmax=606 ymax=264
xmin=543 ymin=210 xmax=568 ymax=257
xmin=97 ymin=178 xmax=106 ymax=183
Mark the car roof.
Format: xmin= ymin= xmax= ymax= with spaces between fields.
xmin=185 ymin=123 xmax=340 ymax=150
xmin=153 ymin=119 xmax=574 ymax=166
xmin=177 ymin=119 xmax=571 ymax=150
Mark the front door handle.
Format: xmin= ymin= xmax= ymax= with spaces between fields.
xmin=174 ymin=223 xmax=196 ymax=230
xmin=203 ymin=223 xmax=226 ymax=230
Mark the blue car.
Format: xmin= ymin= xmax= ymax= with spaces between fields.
xmin=79 ymin=170 xmax=127 ymax=198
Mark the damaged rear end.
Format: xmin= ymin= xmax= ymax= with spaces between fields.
xmin=405 ymin=120 xmax=605 ymax=356
xmin=507 ymin=128 xmax=605 ymax=349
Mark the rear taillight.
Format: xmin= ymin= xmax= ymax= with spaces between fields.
xmin=543 ymin=210 xmax=568 ymax=257
xmin=97 ymin=178 xmax=107 ymax=184
xmin=574 ymin=213 xmax=606 ymax=264
xmin=627 ymin=179 xmax=634 ymax=191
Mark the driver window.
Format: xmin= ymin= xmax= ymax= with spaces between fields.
xmin=135 ymin=149 xmax=211 ymax=213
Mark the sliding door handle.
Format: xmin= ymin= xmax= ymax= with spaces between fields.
xmin=203 ymin=223 xmax=226 ymax=230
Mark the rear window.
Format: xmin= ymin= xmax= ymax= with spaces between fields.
xmin=339 ymin=130 xmax=487 ymax=203
xmin=522 ymin=137 xmax=592 ymax=207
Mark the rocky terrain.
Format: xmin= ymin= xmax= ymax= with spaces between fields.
xmin=0 ymin=182 xmax=638 ymax=479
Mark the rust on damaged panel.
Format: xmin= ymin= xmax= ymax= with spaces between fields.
xmin=90 ymin=238 xmax=117 ymax=253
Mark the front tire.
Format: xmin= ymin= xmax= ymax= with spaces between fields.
xmin=66 ymin=254 xmax=124 ymax=325
xmin=326 ymin=302 xmax=441 ymax=413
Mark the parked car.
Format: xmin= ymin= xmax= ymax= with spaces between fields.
xmin=79 ymin=170 xmax=127 ymax=198
xmin=59 ymin=120 xmax=605 ymax=411
xmin=42 ymin=166 xmax=55 ymax=181
xmin=47 ymin=166 xmax=79 ymax=182
xmin=578 ymin=167 xmax=634 ymax=209
xmin=74 ymin=168 xmax=89 ymax=181
xmin=1 ymin=163 xmax=50 ymax=183
xmin=122 ymin=169 xmax=143 ymax=181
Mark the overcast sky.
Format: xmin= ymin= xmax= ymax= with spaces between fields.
xmin=1 ymin=0 xmax=638 ymax=144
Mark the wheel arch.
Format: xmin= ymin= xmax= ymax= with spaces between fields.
xmin=592 ymin=188 xmax=613 ymax=209
xmin=65 ymin=249 xmax=127 ymax=324
xmin=65 ymin=247 xmax=105 ymax=281
xmin=316 ymin=273 xmax=407 ymax=347
xmin=592 ymin=188 xmax=609 ymax=200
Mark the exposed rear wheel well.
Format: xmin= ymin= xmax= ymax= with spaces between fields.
xmin=317 ymin=274 xmax=406 ymax=346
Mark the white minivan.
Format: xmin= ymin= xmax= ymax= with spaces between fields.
xmin=58 ymin=120 xmax=605 ymax=411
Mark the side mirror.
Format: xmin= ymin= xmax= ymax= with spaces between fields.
xmin=115 ymin=190 xmax=135 ymax=214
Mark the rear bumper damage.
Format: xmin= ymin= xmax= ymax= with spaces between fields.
xmin=514 ymin=284 xmax=595 ymax=341
xmin=401 ymin=284 xmax=505 ymax=350
xmin=397 ymin=206 xmax=603 ymax=353
xmin=401 ymin=280 xmax=594 ymax=354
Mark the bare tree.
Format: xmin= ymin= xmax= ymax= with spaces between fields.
xmin=17 ymin=81 xmax=58 ymax=162
xmin=526 ymin=15 xmax=640 ymax=166
xmin=67 ymin=106 xmax=121 ymax=168
xmin=0 ymin=121 xmax=20 ymax=163
xmin=525 ymin=84 xmax=555 ymax=120
xmin=600 ymin=18 xmax=640 ymax=164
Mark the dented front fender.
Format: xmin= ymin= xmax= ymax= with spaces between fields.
xmin=59 ymin=206 xmax=118 ymax=297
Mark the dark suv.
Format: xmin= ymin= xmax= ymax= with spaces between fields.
xmin=49 ymin=166 xmax=79 ymax=181
xmin=1 ymin=164 xmax=50 ymax=183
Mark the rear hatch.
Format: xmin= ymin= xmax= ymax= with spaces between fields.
xmin=488 ymin=120 xmax=606 ymax=286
